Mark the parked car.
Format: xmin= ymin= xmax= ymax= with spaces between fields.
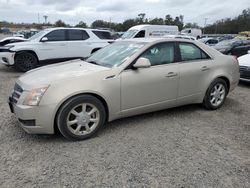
xmin=0 ymin=27 xmax=114 ymax=72
xmin=213 ymin=39 xmax=250 ymax=57
xmin=199 ymin=37 xmax=219 ymax=46
xmin=0 ymin=37 xmax=28 ymax=46
xmin=8 ymin=38 xmax=239 ymax=141
xmin=121 ymin=25 xmax=179 ymax=39
xmin=181 ymin=28 xmax=202 ymax=39
xmin=238 ymin=51 xmax=250 ymax=82
xmin=163 ymin=35 xmax=196 ymax=40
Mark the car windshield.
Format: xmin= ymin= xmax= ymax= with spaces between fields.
xmin=28 ymin=30 xmax=46 ymax=40
xmin=86 ymin=41 xmax=146 ymax=67
xmin=121 ymin=30 xmax=138 ymax=39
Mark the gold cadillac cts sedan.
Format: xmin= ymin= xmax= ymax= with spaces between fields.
xmin=8 ymin=38 xmax=240 ymax=140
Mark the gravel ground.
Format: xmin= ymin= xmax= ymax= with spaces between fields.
xmin=0 ymin=64 xmax=249 ymax=188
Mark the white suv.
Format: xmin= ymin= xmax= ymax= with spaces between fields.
xmin=0 ymin=28 xmax=114 ymax=71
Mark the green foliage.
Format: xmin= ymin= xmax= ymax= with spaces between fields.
xmin=204 ymin=8 xmax=250 ymax=34
xmin=75 ymin=21 xmax=87 ymax=28
xmin=54 ymin=20 xmax=67 ymax=27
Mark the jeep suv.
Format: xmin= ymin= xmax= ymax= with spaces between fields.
xmin=0 ymin=28 xmax=114 ymax=71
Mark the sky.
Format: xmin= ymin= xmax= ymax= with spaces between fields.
xmin=0 ymin=0 xmax=249 ymax=26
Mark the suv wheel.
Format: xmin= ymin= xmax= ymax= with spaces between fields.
xmin=57 ymin=95 xmax=106 ymax=141
xmin=203 ymin=78 xmax=228 ymax=110
xmin=14 ymin=52 xmax=38 ymax=72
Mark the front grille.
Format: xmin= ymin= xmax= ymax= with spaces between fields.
xmin=12 ymin=83 xmax=23 ymax=104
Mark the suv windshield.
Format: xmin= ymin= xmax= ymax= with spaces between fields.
xmin=121 ymin=30 xmax=138 ymax=39
xmin=86 ymin=42 xmax=146 ymax=67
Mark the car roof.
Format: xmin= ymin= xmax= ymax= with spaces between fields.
xmin=44 ymin=27 xmax=110 ymax=32
xmin=121 ymin=37 xmax=198 ymax=43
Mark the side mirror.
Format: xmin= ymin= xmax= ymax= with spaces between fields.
xmin=41 ymin=37 xmax=48 ymax=42
xmin=133 ymin=58 xmax=151 ymax=69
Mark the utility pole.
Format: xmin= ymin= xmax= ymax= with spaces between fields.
xmin=109 ymin=17 xmax=111 ymax=30
xmin=38 ymin=13 xmax=40 ymax=24
xmin=203 ymin=18 xmax=208 ymax=34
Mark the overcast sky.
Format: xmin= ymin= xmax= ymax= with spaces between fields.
xmin=0 ymin=0 xmax=249 ymax=26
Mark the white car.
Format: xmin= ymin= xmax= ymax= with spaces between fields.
xmin=121 ymin=25 xmax=179 ymax=39
xmin=181 ymin=28 xmax=202 ymax=39
xmin=0 ymin=37 xmax=28 ymax=46
xmin=199 ymin=37 xmax=219 ymax=46
xmin=0 ymin=28 xmax=114 ymax=71
xmin=238 ymin=51 xmax=250 ymax=82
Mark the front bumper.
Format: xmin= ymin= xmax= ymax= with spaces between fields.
xmin=239 ymin=67 xmax=250 ymax=83
xmin=0 ymin=51 xmax=15 ymax=65
xmin=8 ymin=97 xmax=56 ymax=134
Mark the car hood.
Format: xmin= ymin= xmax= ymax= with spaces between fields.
xmin=6 ymin=40 xmax=36 ymax=47
xmin=18 ymin=59 xmax=110 ymax=89
xmin=238 ymin=54 xmax=250 ymax=67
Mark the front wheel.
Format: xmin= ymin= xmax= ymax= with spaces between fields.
xmin=203 ymin=78 xmax=228 ymax=110
xmin=57 ymin=95 xmax=106 ymax=141
xmin=14 ymin=52 xmax=38 ymax=72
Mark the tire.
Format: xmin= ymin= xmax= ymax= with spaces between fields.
xmin=14 ymin=52 xmax=38 ymax=72
xmin=203 ymin=78 xmax=228 ymax=110
xmin=57 ymin=95 xmax=106 ymax=141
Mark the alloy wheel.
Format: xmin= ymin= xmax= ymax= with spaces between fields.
xmin=210 ymin=83 xmax=226 ymax=107
xmin=66 ymin=103 xmax=100 ymax=136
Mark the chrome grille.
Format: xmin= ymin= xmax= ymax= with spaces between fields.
xmin=12 ymin=83 xmax=23 ymax=104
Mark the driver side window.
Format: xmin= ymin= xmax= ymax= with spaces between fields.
xmin=44 ymin=30 xmax=66 ymax=41
xmin=140 ymin=43 xmax=175 ymax=66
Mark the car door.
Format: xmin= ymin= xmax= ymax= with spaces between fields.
xmin=37 ymin=29 xmax=68 ymax=60
xmin=177 ymin=42 xmax=214 ymax=105
xmin=232 ymin=41 xmax=250 ymax=57
xmin=66 ymin=29 xmax=92 ymax=58
xmin=120 ymin=42 xmax=179 ymax=116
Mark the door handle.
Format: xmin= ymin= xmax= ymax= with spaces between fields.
xmin=201 ymin=66 xmax=210 ymax=71
xmin=59 ymin=43 xmax=66 ymax=46
xmin=166 ymin=72 xmax=178 ymax=78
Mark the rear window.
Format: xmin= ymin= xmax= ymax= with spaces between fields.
xmin=67 ymin=30 xmax=89 ymax=40
xmin=92 ymin=31 xmax=113 ymax=39
xmin=179 ymin=43 xmax=210 ymax=61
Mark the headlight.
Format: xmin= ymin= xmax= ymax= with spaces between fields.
xmin=23 ymin=86 xmax=49 ymax=106
xmin=0 ymin=45 xmax=15 ymax=52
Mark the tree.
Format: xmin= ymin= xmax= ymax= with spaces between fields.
xmin=148 ymin=18 xmax=164 ymax=25
xmin=54 ymin=20 xmax=66 ymax=27
xmin=138 ymin=13 xmax=146 ymax=23
xmin=75 ymin=21 xmax=88 ymax=28
xmin=184 ymin=22 xmax=200 ymax=29
xmin=173 ymin=15 xmax=184 ymax=30
xmin=204 ymin=8 xmax=250 ymax=34
xmin=91 ymin=20 xmax=110 ymax=29
xmin=165 ymin=14 xmax=173 ymax=25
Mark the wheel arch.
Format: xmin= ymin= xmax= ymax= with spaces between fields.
xmin=217 ymin=76 xmax=230 ymax=92
xmin=54 ymin=92 xmax=109 ymax=133
xmin=15 ymin=50 xmax=39 ymax=62
xmin=205 ymin=75 xmax=231 ymax=96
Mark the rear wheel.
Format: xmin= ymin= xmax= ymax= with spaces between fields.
xmin=14 ymin=52 xmax=38 ymax=72
xmin=57 ymin=95 xmax=106 ymax=141
xmin=203 ymin=78 xmax=228 ymax=110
